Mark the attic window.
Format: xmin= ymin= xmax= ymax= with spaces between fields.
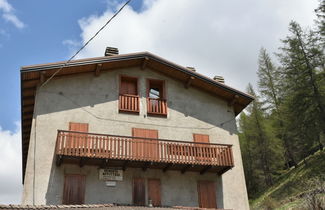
xmin=148 ymin=79 xmax=165 ymax=99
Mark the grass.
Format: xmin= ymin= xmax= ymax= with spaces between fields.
xmin=250 ymin=149 xmax=325 ymax=209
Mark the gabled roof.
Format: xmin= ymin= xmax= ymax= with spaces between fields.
xmin=20 ymin=51 xmax=254 ymax=182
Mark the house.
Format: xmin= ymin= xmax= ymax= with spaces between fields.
xmin=20 ymin=48 xmax=253 ymax=210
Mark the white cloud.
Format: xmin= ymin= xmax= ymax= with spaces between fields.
xmin=2 ymin=13 xmax=25 ymax=29
xmin=0 ymin=0 xmax=25 ymax=29
xmin=70 ymin=0 xmax=319 ymax=92
xmin=0 ymin=123 xmax=22 ymax=204
xmin=0 ymin=0 xmax=12 ymax=13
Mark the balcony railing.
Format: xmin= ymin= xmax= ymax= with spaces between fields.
xmin=147 ymin=98 xmax=167 ymax=116
xmin=119 ymin=94 xmax=140 ymax=113
xmin=55 ymin=130 xmax=234 ymax=167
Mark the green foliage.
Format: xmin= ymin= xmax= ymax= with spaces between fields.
xmin=239 ymin=0 xmax=325 ymax=201
xmin=251 ymin=150 xmax=325 ymax=210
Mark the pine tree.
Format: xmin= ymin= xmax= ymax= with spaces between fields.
xmin=278 ymin=21 xmax=325 ymax=157
xmin=257 ymin=48 xmax=297 ymax=167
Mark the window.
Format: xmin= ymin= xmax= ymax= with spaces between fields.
xmin=148 ymin=79 xmax=165 ymax=99
xmin=119 ymin=76 xmax=140 ymax=113
xmin=147 ymin=79 xmax=167 ymax=116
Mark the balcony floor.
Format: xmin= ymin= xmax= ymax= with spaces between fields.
xmin=57 ymin=155 xmax=231 ymax=175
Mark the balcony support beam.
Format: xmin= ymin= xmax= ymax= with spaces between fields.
xmin=163 ymin=163 xmax=173 ymax=172
xmin=122 ymin=160 xmax=129 ymax=171
xmin=100 ymin=159 xmax=110 ymax=168
xmin=200 ymin=166 xmax=212 ymax=175
xmin=217 ymin=167 xmax=230 ymax=176
xmin=56 ymin=155 xmax=63 ymax=167
xmin=79 ymin=158 xmax=86 ymax=168
xmin=181 ymin=165 xmax=191 ymax=174
xmin=142 ymin=162 xmax=151 ymax=171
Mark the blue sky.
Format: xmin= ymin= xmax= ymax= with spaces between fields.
xmin=0 ymin=0 xmax=143 ymax=131
xmin=0 ymin=0 xmax=320 ymax=204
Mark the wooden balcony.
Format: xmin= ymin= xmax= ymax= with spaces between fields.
xmin=147 ymin=98 xmax=167 ymax=116
xmin=55 ymin=130 xmax=234 ymax=174
xmin=119 ymin=94 xmax=140 ymax=113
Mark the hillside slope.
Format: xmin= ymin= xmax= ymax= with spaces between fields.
xmin=251 ymin=150 xmax=325 ymax=209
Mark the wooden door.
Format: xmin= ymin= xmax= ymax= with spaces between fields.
xmin=193 ymin=134 xmax=210 ymax=162
xmin=148 ymin=179 xmax=161 ymax=207
xmin=63 ymin=174 xmax=86 ymax=205
xmin=133 ymin=178 xmax=146 ymax=206
xmin=132 ymin=128 xmax=159 ymax=160
xmin=197 ymin=181 xmax=216 ymax=208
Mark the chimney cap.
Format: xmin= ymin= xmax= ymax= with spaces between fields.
xmin=213 ymin=75 xmax=225 ymax=83
xmin=105 ymin=47 xmax=119 ymax=56
xmin=186 ymin=67 xmax=196 ymax=72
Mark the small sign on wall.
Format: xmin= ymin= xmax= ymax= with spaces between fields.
xmin=99 ymin=168 xmax=123 ymax=181
xmin=105 ymin=181 xmax=117 ymax=187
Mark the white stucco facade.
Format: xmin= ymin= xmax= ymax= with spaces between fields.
xmin=22 ymin=66 xmax=249 ymax=210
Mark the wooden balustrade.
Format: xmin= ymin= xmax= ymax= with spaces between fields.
xmin=147 ymin=98 xmax=167 ymax=116
xmin=56 ymin=130 xmax=234 ymax=167
xmin=119 ymin=94 xmax=140 ymax=113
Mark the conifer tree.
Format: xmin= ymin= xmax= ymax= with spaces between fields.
xmin=278 ymin=21 xmax=325 ymax=155
xmin=257 ymin=48 xmax=296 ymax=167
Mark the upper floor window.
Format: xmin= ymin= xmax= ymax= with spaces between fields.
xmin=119 ymin=76 xmax=140 ymax=113
xmin=147 ymin=79 xmax=167 ymax=116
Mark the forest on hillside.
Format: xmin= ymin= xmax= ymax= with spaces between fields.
xmin=238 ymin=0 xmax=325 ymax=206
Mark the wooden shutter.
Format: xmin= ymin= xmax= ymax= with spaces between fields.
xmin=193 ymin=134 xmax=210 ymax=143
xmin=197 ymin=181 xmax=216 ymax=208
xmin=148 ymin=179 xmax=161 ymax=207
xmin=63 ymin=174 xmax=86 ymax=205
xmin=132 ymin=128 xmax=159 ymax=160
xmin=120 ymin=77 xmax=138 ymax=95
xmin=193 ymin=134 xmax=210 ymax=162
xmin=133 ymin=178 xmax=146 ymax=206
xmin=68 ymin=122 xmax=89 ymax=152
xmin=69 ymin=122 xmax=89 ymax=132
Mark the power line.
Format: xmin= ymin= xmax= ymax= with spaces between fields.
xmin=40 ymin=0 xmax=132 ymax=88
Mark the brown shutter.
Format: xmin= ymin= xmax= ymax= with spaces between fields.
xmin=68 ymin=122 xmax=89 ymax=151
xmin=132 ymin=128 xmax=159 ymax=160
xmin=148 ymin=179 xmax=161 ymax=207
xmin=193 ymin=134 xmax=210 ymax=162
xmin=197 ymin=181 xmax=216 ymax=208
xmin=120 ymin=77 xmax=138 ymax=95
xmin=69 ymin=122 xmax=88 ymax=132
xmin=133 ymin=178 xmax=146 ymax=206
xmin=63 ymin=174 xmax=86 ymax=205
xmin=193 ymin=134 xmax=210 ymax=143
